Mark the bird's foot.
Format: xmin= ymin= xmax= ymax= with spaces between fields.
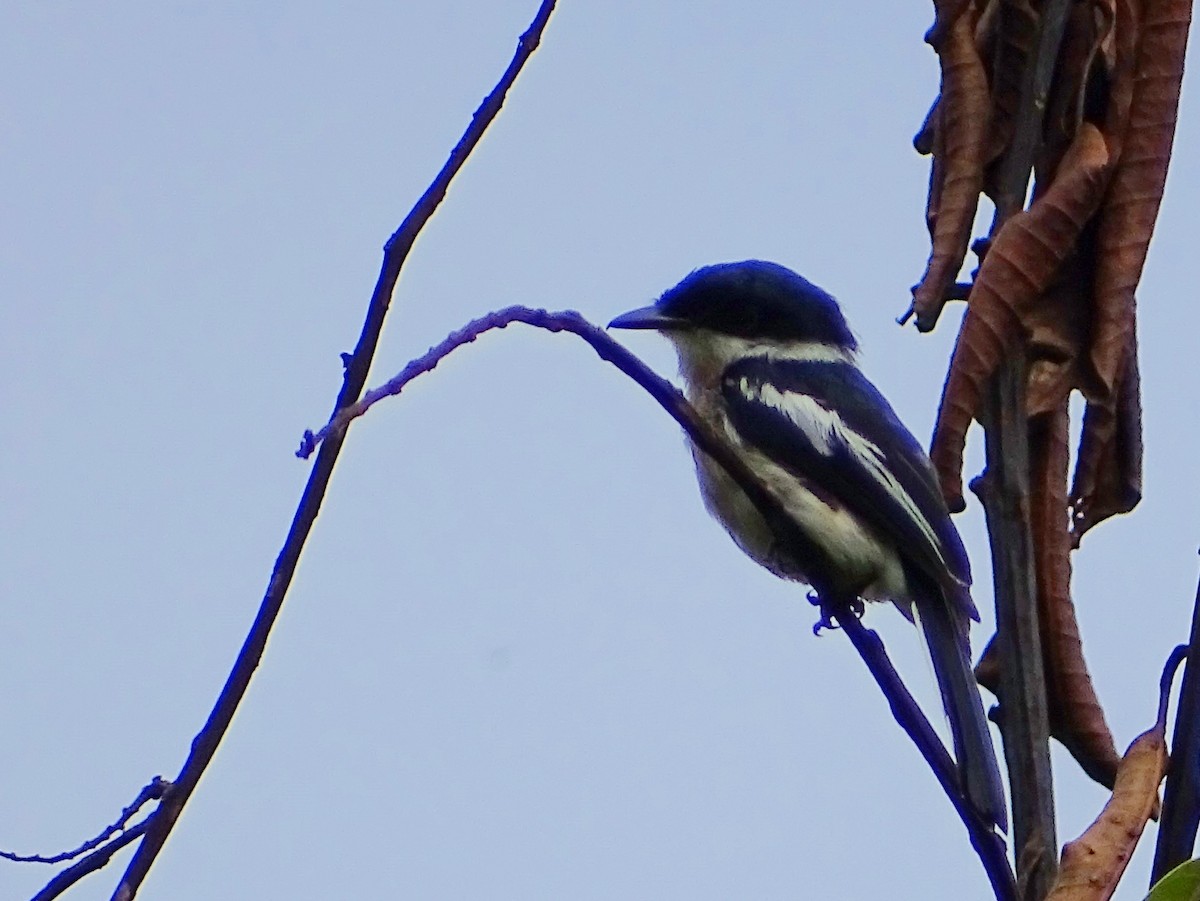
xmin=810 ymin=593 xmax=863 ymax=635
xmin=807 ymin=591 xmax=833 ymax=635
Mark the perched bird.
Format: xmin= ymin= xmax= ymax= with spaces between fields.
xmin=609 ymin=260 xmax=1006 ymax=830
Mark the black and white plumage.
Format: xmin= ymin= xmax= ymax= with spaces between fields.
xmin=609 ymin=260 xmax=1007 ymax=830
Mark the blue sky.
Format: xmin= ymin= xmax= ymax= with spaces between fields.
xmin=3 ymin=4 xmax=1198 ymax=899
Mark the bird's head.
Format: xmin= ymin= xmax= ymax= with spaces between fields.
xmin=608 ymin=260 xmax=858 ymax=352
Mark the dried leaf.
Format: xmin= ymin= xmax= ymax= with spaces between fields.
xmin=973 ymin=406 xmax=1121 ymax=790
xmin=983 ymin=0 xmax=1040 ymax=180
xmin=1071 ymin=335 xmax=1144 ymax=542
xmin=931 ymin=124 xmax=1112 ymax=509
xmin=1041 ymin=0 xmax=1115 ymax=174
xmin=1090 ymin=0 xmax=1191 ymax=398
xmin=924 ymin=100 xmax=947 ymax=239
xmin=912 ymin=13 xmax=991 ymax=331
xmin=1047 ymin=733 xmax=1166 ymax=898
xmin=914 ymin=95 xmax=941 ymax=156
xmin=974 ymin=634 xmax=1000 ymax=688
xmin=1029 ymin=405 xmax=1121 ymax=787
xmin=1099 ymin=0 xmax=1140 ymax=157
xmin=973 ymin=0 xmax=1003 ymax=63
xmin=1044 ymin=655 xmax=1174 ymax=900
xmin=1026 ymin=246 xmax=1098 ymax=416
xmin=927 ymin=0 xmax=976 ymax=48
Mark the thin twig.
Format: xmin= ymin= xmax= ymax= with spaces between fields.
xmin=32 ymin=820 xmax=150 ymax=901
xmin=300 ymin=305 xmax=1017 ymax=894
xmin=1161 ymin=645 xmax=1189 ymax=727
xmin=1 ymin=777 xmax=166 ymax=865
xmin=1151 ymin=562 xmax=1200 ymax=883
xmin=897 ymin=282 xmax=972 ymax=326
xmin=105 ymin=5 xmax=558 ymax=901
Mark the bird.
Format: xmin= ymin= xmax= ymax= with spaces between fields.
xmin=608 ymin=259 xmax=1007 ymax=830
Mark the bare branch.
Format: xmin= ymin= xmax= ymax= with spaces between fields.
xmin=978 ymin=1 xmax=1074 ymax=894
xmin=0 ymin=778 xmax=166 ymax=866
xmin=106 ymin=4 xmax=558 ymax=899
xmin=31 ymin=821 xmax=151 ymax=901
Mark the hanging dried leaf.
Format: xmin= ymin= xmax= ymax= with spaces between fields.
xmin=1026 ymin=245 xmax=1098 ymax=416
xmin=914 ymin=95 xmax=941 ymax=157
xmin=974 ymin=634 xmax=1000 ymax=687
xmin=928 ymin=0 xmax=976 ymax=47
xmin=931 ymin=124 xmax=1112 ymax=509
xmin=1041 ymin=0 xmax=1115 ymax=174
xmin=923 ymin=100 xmax=947 ymax=241
xmin=1098 ymin=0 xmax=1140 ymax=158
xmin=972 ymin=0 xmax=1003 ymax=68
xmin=974 ymin=406 xmax=1121 ymax=789
xmin=982 ymin=0 xmax=1040 ymax=182
xmin=1089 ymin=0 xmax=1190 ymax=399
xmin=1043 ymin=655 xmax=1173 ymax=900
xmin=1071 ymin=335 xmax=1144 ymax=542
xmin=911 ymin=12 xmax=992 ymax=331
xmin=1029 ymin=405 xmax=1121 ymax=786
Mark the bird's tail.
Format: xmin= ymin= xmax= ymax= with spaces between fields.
xmin=918 ymin=598 xmax=1008 ymax=832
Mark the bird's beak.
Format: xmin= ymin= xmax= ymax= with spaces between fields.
xmin=607 ymin=305 xmax=683 ymax=331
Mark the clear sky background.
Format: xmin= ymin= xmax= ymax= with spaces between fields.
xmin=2 ymin=4 xmax=1197 ymax=899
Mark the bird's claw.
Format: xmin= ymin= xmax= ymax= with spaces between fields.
xmin=812 ymin=604 xmax=838 ymax=635
xmin=810 ymin=593 xmax=863 ymax=635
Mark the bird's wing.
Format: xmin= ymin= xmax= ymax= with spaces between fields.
xmin=721 ymin=356 xmax=973 ymax=612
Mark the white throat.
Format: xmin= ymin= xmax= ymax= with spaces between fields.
xmin=667 ymin=330 xmax=856 ymax=392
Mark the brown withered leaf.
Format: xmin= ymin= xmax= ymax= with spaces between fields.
xmin=1099 ymin=0 xmax=1139 ymax=157
xmin=974 ymin=405 xmax=1121 ymax=789
xmin=1041 ymin=0 xmax=1115 ymax=175
xmin=1029 ymin=405 xmax=1121 ymax=787
xmin=931 ymin=124 xmax=1112 ymax=510
xmin=975 ymin=634 xmax=1001 ymax=687
xmin=1026 ymin=243 xmax=1099 ymax=416
xmin=911 ymin=13 xmax=991 ymax=332
xmin=1071 ymin=334 xmax=1144 ymax=542
xmin=1043 ymin=654 xmax=1174 ymax=900
xmin=927 ymin=0 xmax=976 ymax=48
xmin=924 ymin=100 xmax=947 ymax=239
xmin=982 ymin=0 xmax=1040 ymax=183
xmin=913 ymin=95 xmax=941 ymax=157
xmin=973 ymin=0 xmax=1002 ymax=64
xmin=1090 ymin=0 xmax=1190 ymax=399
